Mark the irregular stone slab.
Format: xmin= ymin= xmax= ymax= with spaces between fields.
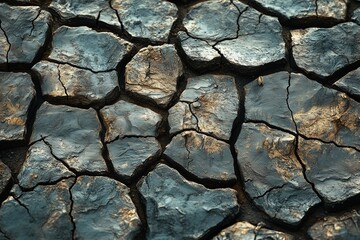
xmin=236 ymin=123 xmax=320 ymax=226
xmin=33 ymin=60 xmax=119 ymax=107
xmin=333 ymin=67 xmax=360 ymax=99
xmin=213 ymin=221 xmax=294 ymax=240
xmin=111 ymin=0 xmax=178 ymax=42
xmin=308 ymin=210 xmax=360 ymax=240
xmin=49 ymin=26 xmax=133 ymax=72
xmin=107 ymin=137 xmax=161 ymax=178
xmin=164 ymin=131 xmax=235 ymax=181
xmin=352 ymin=8 xmax=360 ymax=24
xmin=289 ymin=73 xmax=360 ymax=149
xmin=244 ymin=71 xmax=295 ymax=132
xmin=291 ymin=22 xmax=360 ymax=78
xmin=252 ymin=0 xmax=347 ymax=21
xmin=100 ymin=100 xmax=162 ymax=142
xmin=17 ymin=142 xmax=74 ymax=189
xmin=138 ymin=164 xmax=239 ymax=239
xmin=0 ymin=72 xmax=35 ymax=142
xmin=168 ymin=74 xmax=239 ymax=140
xmin=0 ymin=161 xmax=11 ymax=196
xmin=125 ymin=44 xmax=183 ymax=106
xmin=31 ymin=102 xmax=107 ymax=173
xmin=0 ymin=4 xmax=51 ymax=64
xmin=298 ymin=138 xmax=360 ymax=205
xmin=72 ymin=176 xmax=141 ymax=239
xmin=50 ymin=0 xmax=121 ymax=29
xmin=0 ymin=179 xmax=74 ymax=239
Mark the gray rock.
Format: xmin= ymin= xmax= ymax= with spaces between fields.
xmin=125 ymin=44 xmax=183 ymax=106
xmin=71 ymin=176 xmax=141 ymax=239
xmin=107 ymin=137 xmax=161 ymax=178
xmin=138 ymin=164 xmax=239 ymax=239
xmin=168 ymin=74 xmax=239 ymax=140
xmin=0 ymin=161 xmax=11 ymax=196
xmin=0 ymin=72 xmax=35 ymax=142
xmin=213 ymin=221 xmax=294 ymax=240
xmin=50 ymin=0 xmax=121 ymax=29
xmin=352 ymin=8 xmax=360 ymax=24
xmin=32 ymin=60 xmax=119 ymax=107
xmin=291 ymin=22 xmax=360 ymax=78
xmin=100 ymin=100 xmax=162 ymax=142
xmin=49 ymin=26 xmax=133 ymax=72
xmin=0 ymin=4 xmax=51 ymax=64
xmin=31 ymin=102 xmax=107 ymax=173
xmin=0 ymin=179 xmax=74 ymax=239
xmin=308 ymin=210 xmax=360 ymax=240
xmin=235 ymin=123 xmax=320 ymax=226
xmin=298 ymin=138 xmax=360 ymax=205
xmin=164 ymin=131 xmax=236 ymax=181
xmin=111 ymin=0 xmax=178 ymax=42
xmin=333 ymin=67 xmax=360 ymax=99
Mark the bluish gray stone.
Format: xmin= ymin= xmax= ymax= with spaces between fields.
xmin=333 ymin=67 xmax=360 ymax=99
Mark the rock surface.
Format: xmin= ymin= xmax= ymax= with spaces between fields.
xmin=0 ymin=161 xmax=11 ymax=196
xmin=164 ymin=131 xmax=235 ymax=182
xmin=0 ymin=72 xmax=35 ymax=142
xmin=352 ymin=8 xmax=360 ymax=25
xmin=125 ymin=44 xmax=183 ymax=106
xmin=138 ymin=164 xmax=239 ymax=239
xmin=333 ymin=67 xmax=360 ymax=99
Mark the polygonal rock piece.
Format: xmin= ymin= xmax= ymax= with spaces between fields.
xmin=245 ymin=71 xmax=295 ymax=132
xmin=291 ymin=22 xmax=360 ymax=78
xmin=71 ymin=176 xmax=141 ymax=239
xmin=17 ymin=142 xmax=74 ymax=189
xmin=235 ymin=123 xmax=320 ymax=226
xmin=49 ymin=26 xmax=133 ymax=72
xmin=289 ymin=73 xmax=360 ymax=149
xmin=125 ymin=44 xmax=183 ymax=106
xmin=138 ymin=164 xmax=239 ymax=239
xmin=32 ymin=60 xmax=119 ymax=107
xmin=213 ymin=221 xmax=294 ymax=240
xmin=50 ymin=0 xmax=121 ymax=29
xmin=333 ymin=67 xmax=360 ymax=99
xmin=298 ymin=138 xmax=360 ymax=205
xmin=352 ymin=8 xmax=360 ymax=24
xmin=30 ymin=102 xmax=107 ymax=173
xmin=308 ymin=210 xmax=360 ymax=240
xmin=0 ymin=179 xmax=74 ymax=239
xmin=0 ymin=161 xmax=11 ymax=195
xmin=0 ymin=4 xmax=51 ymax=64
xmin=252 ymin=0 xmax=347 ymax=21
xmin=169 ymin=74 xmax=239 ymax=140
xmin=108 ymin=137 xmax=161 ymax=178
xmin=164 ymin=131 xmax=235 ymax=182
xmin=100 ymin=100 xmax=162 ymax=142
xmin=0 ymin=72 xmax=35 ymax=142
xmin=111 ymin=0 xmax=178 ymax=42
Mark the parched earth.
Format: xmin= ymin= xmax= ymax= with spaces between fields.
xmin=0 ymin=0 xmax=359 ymax=239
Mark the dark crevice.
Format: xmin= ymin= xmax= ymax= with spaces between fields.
xmin=0 ymin=227 xmax=10 ymax=240
xmin=0 ymin=19 xmax=11 ymax=71
xmin=9 ymin=195 xmax=34 ymax=221
xmin=29 ymin=9 xmax=41 ymax=37
xmin=18 ymin=175 xmax=74 ymax=192
xmin=56 ymin=64 xmax=69 ymax=100
xmin=45 ymin=58 xmax=116 ymax=74
xmin=68 ymin=177 xmax=77 ymax=240
xmin=253 ymin=183 xmax=287 ymax=199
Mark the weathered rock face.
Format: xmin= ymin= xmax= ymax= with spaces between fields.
xmin=213 ymin=221 xmax=294 ymax=240
xmin=30 ymin=102 xmax=107 ymax=173
xmin=0 ymin=161 xmax=11 ymax=196
xmin=138 ymin=164 xmax=239 ymax=239
xmin=308 ymin=210 xmax=360 ymax=240
xmin=0 ymin=179 xmax=74 ymax=240
xmin=236 ymin=123 xmax=320 ymax=226
xmin=125 ymin=44 xmax=183 ymax=106
xmin=291 ymin=22 xmax=360 ymax=78
xmin=164 ymin=131 xmax=235 ymax=182
xmin=71 ymin=176 xmax=141 ymax=239
xmin=32 ymin=61 xmax=119 ymax=107
xmin=0 ymin=72 xmax=35 ymax=142
xmin=333 ymin=67 xmax=360 ymax=99
xmin=0 ymin=4 xmax=51 ymax=64
xmin=49 ymin=26 xmax=133 ymax=72
xmin=353 ymin=8 xmax=360 ymax=25
xmin=180 ymin=0 xmax=285 ymax=70
xmin=111 ymin=0 xmax=178 ymax=43
xmin=168 ymin=74 xmax=239 ymax=140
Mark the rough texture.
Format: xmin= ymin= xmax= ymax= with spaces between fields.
xmin=125 ymin=44 xmax=183 ymax=106
xmin=236 ymin=123 xmax=320 ymax=226
xmin=0 ymin=161 xmax=11 ymax=196
xmin=352 ymin=8 xmax=360 ymax=25
xmin=291 ymin=22 xmax=360 ymax=78
xmin=0 ymin=72 xmax=35 ymax=142
xmin=138 ymin=164 xmax=240 ymax=239
xmin=164 ymin=131 xmax=235 ymax=182
xmin=333 ymin=67 xmax=360 ymax=99
xmin=71 ymin=176 xmax=141 ymax=239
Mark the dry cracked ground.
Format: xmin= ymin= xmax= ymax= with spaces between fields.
xmin=0 ymin=0 xmax=359 ymax=239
